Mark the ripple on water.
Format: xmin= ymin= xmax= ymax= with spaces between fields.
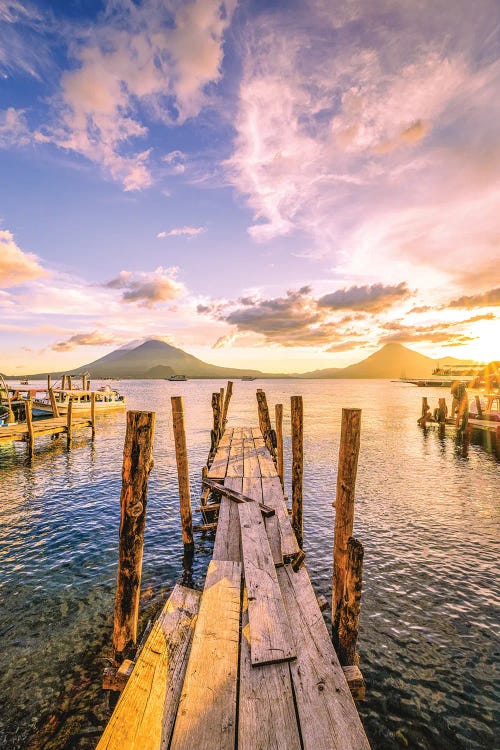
xmin=0 ymin=379 xmax=498 ymax=749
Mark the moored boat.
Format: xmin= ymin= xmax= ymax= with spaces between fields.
xmin=167 ymin=374 xmax=188 ymax=381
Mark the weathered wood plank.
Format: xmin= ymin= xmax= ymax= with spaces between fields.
xmin=226 ymin=432 xmax=244 ymax=478
xmin=243 ymin=476 xmax=283 ymax=567
xmin=212 ymin=477 xmax=242 ymax=562
xmin=254 ymin=435 xmax=276 ymax=477
xmin=239 ymin=500 xmax=295 ymax=666
xmin=207 ymin=428 xmax=233 ymax=479
xmin=243 ymin=437 xmax=261 ymax=477
xmin=97 ymin=584 xmax=201 ymax=750
xmin=170 ymin=560 xmax=242 ymax=750
xmin=277 ymin=565 xmax=371 ymax=750
xmin=238 ymin=588 xmax=301 ymax=750
xmin=261 ymin=477 xmax=300 ymax=560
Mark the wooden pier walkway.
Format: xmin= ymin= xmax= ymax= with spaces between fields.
xmin=97 ymin=424 xmax=371 ymax=749
xmin=0 ymin=415 xmax=93 ymax=447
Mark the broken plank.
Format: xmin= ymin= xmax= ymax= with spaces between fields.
xmin=207 ymin=428 xmax=233 ymax=479
xmin=239 ymin=588 xmax=301 ymax=750
xmin=212 ymin=477 xmax=242 ymax=563
xmin=262 ymin=477 xmax=300 ymax=560
xmin=277 ymin=565 xmax=371 ymax=750
xmin=204 ymin=478 xmax=275 ymax=517
xmin=170 ymin=560 xmax=242 ymax=750
xmin=97 ymin=584 xmax=201 ymax=750
xmin=239 ymin=500 xmax=295 ymax=666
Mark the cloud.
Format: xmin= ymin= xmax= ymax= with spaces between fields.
xmin=38 ymin=0 xmax=236 ymax=190
xmin=105 ymin=266 xmax=186 ymax=307
xmin=0 ymin=229 xmax=46 ymax=287
xmin=225 ymin=0 xmax=500 ymax=291
xmin=51 ymin=330 xmax=118 ymax=352
xmin=157 ymin=226 xmax=206 ymax=238
xmin=446 ymin=287 xmax=500 ymax=309
xmin=0 ymin=107 xmax=31 ymax=146
xmin=202 ymin=285 xmax=392 ymax=347
xmin=318 ymin=283 xmax=410 ymax=312
xmin=212 ymin=333 xmax=239 ymax=349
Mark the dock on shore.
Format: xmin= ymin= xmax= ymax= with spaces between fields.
xmin=97 ymin=388 xmax=370 ymax=749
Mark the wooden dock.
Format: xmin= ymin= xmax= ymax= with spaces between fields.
xmin=0 ymin=406 xmax=94 ymax=456
xmin=97 ymin=411 xmax=371 ymax=749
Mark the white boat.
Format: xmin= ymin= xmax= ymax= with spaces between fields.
xmin=32 ymin=386 xmax=126 ymax=416
xmin=168 ymin=374 xmax=188 ymax=381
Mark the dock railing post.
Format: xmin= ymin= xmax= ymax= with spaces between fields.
xmin=337 ymin=537 xmax=364 ymax=666
xmin=26 ymin=393 xmax=34 ymax=458
xmin=332 ymin=407 xmax=361 ymax=650
xmin=66 ymin=399 xmax=73 ymax=449
xmin=171 ymin=396 xmax=194 ymax=548
xmin=113 ymin=411 xmax=155 ymax=657
xmin=275 ymin=403 xmax=284 ymax=489
xmin=291 ymin=395 xmax=304 ymax=546
xmin=47 ymin=374 xmax=51 ymax=391
xmin=49 ymin=388 xmax=59 ymax=418
xmin=91 ymin=391 xmax=96 ymax=437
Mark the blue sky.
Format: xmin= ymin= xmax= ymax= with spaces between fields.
xmin=1 ymin=0 xmax=499 ymax=373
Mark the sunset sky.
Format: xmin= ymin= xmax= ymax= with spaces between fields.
xmin=1 ymin=0 xmax=499 ymax=374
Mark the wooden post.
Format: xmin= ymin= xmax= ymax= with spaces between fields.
xmin=337 ymin=537 xmax=364 ymax=666
xmin=219 ymin=386 xmax=225 ymax=425
xmin=475 ymin=395 xmax=483 ymax=418
xmin=256 ymin=389 xmax=275 ymax=457
xmin=87 ymin=378 xmax=91 ymax=391
xmin=291 ymin=395 xmax=303 ymax=546
xmin=66 ymin=399 xmax=73 ymax=448
xmin=171 ymin=396 xmax=193 ymax=547
xmin=332 ymin=408 xmax=361 ymax=649
xmin=275 ymin=403 xmax=284 ymax=488
xmin=61 ymin=374 xmax=66 ymax=391
xmin=211 ymin=392 xmax=222 ymax=440
xmin=113 ymin=411 xmax=155 ymax=656
xmin=438 ymin=397 xmax=447 ymax=438
xmin=47 ymin=374 xmax=51 ymax=391
xmin=68 ymin=375 xmax=73 ymax=391
xmin=48 ymin=388 xmax=59 ymax=419
xmin=26 ymin=394 xmax=34 ymax=458
xmin=82 ymin=374 xmax=86 ymax=392
xmin=222 ymin=380 xmax=233 ymax=425
xmin=91 ymin=391 xmax=96 ymax=437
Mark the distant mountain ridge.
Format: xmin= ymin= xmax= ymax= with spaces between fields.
xmin=16 ymin=339 xmax=473 ymax=380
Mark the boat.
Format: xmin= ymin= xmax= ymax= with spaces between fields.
xmin=32 ymin=384 xmax=126 ymax=416
xmin=20 ymin=377 xmax=29 ymax=385
xmin=167 ymin=375 xmax=188 ymax=381
xmin=241 ymin=376 xmax=256 ymax=381
xmin=402 ymin=360 xmax=499 ymax=389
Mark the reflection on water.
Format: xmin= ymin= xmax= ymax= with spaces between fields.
xmin=0 ymin=380 xmax=498 ymax=749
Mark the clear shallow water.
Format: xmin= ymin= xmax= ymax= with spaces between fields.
xmin=0 ymin=379 xmax=498 ymax=749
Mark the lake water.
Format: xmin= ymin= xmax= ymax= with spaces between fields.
xmin=0 ymin=379 xmax=498 ymax=749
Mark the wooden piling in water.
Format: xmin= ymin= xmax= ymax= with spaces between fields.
xmin=91 ymin=392 xmax=96 ymax=437
xmin=171 ymin=396 xmax=194 ymax=547
xmin=256 ymin=389 xmax=275 ymax=457
xmin=26 ymin=394 xmax=34 ymax=458
xmin=275 ymin=403 xmax=284 ymax=488
xmin=291 ymin=395 xmax=304 ymax=545
xmin=47 ymin=374 xmax=51 ymax=391
xmin=66 ymin=400 xmax=73 ymax=448
xmin=332 ymin=408 xmax=361 ymax=650
xmin=222 ymin=380 xmax=233 ymax=426
xmin=337 ymin=537 xmax=364 ymax=666
xmin=113 ymin=411 xmax=155 ymax=657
